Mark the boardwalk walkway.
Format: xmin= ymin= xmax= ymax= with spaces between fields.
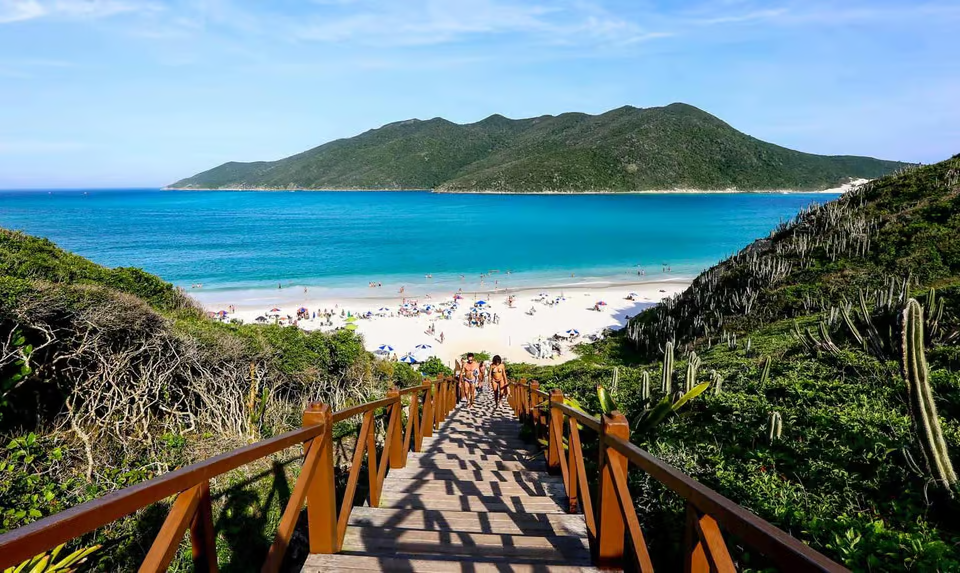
xmin=303 ymin=388 xmax=598 ymax=572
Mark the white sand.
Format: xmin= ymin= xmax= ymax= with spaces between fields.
xmin=203 ymin=280 xmax=689 ymax=367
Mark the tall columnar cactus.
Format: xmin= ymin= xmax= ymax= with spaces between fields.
xmin=902 ymin=298 xmax=958 ymax=490
xmin=710 ymin=370 xmax=723 ymax=395
xmin=768 ymin=411 xmax=783 ymax=443
xmin=759 ymin=356 xmax=771 ymax=385
xmin=640 ymin=371 xmax=651 ymax=403
xmin=611 ymin=366 xmax=620 ymax=397
xmin=685 ymin=351 xmax=702 ymax=392
xmin=840 ymin=299 xmax=865 ymax=348
xmin=661 ymin=341 xmax=674 ymax=394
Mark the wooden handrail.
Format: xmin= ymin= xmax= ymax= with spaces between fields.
xmin=0 ymin=378 xmax=445 ymax=571
xmin=505 ymin=380 xmax=850 ymax=573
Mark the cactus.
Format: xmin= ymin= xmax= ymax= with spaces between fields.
xmin=685 ymin=351 xmax=702 ymax=392
xmin=661 ymin=341 xmax=674 ymax=394
xmin=611 ymin=366 xmax=620 ymax=397
xmin=840 ymin=299 xmax=865 ymax=348
xmin=759 ymin=356 xmax=771 ymax=385
xmin=768 ymin=411 xmax=783 ymax=443
xmin=710 ymin=370 xmax=723 ymax=395
xmin=902 ymin=298 xmax=957 ymax=490
xmin=640 ymin=371 xmax=651 ymax=403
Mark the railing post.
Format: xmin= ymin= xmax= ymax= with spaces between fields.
xmin=303 ymin=402 xmax=337 ymax=554
xmin=189 ymin=481 xmax=218 ymax=573
xmin=596 ymin=411 xmax=630 ymax=568
xmin=529 ymin=381 xmax=540 ymax=433
xmin=388 ymin=387 xmax=404 ymax=469
xmin=420 ymin=380 xmax=434 ymax=441
xmin=547 ymin=389 xmax=564 ymax=473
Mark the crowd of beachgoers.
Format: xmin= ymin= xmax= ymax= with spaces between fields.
xmin=202 ymin=280 xmax=690 ymax=366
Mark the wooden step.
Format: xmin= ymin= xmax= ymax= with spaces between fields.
xmin=407 ymin=451 xmax=536 ymax=463
xmin=378 ymin=493 xmax=567 ymax=513
xmin=405 ymin=458 xmax=541 ymax=471
xmin=385 ymin=468 xmax=556 ymax=484
xmin=303 ymin=553 xmax=600 ymax=572
xmin=346 ymin=507 xmax=587 ymax=536
xmin=339 ymin=526 xmax=592 ymax=562
xmin=380 ymin=478 xmax=568 ymax=497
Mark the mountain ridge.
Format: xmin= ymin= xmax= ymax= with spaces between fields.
xmin=169 ymin=103 xmax=909 ymax=192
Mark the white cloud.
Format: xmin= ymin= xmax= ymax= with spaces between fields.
xmin=0 ymin=0 xmax=160 ymax=24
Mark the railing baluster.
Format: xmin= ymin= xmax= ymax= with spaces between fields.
xmin=140 ymin=484 xmax=203 ymax=573
xmin=337 ymin=410 xmax=373 ymax=545
xmin=190 ymin=481 xmax=218 ymax=573
xmin=596 ymin=411 xmax=629 ymax=568
xmin=420 ymin=380 xmax=434 ymax=442
xmin=366 ymin=408 xmax=380 ymax=507
xmin=686 ymin=503 xmax=710 ymax=573
xmin=695 ymin=511 xmax=737 ymax=573
xmin=402 ymin=390 xmax=418 ymax=462
xmin=387 ymin=388 xmax=403 ymax=470
xmin=566 ymin=417 xmax=580 ymax=515
xmin=304 ymin=403 xmax=337 ymax=554
xmin=547 ymin=389 xmax=564 ymax=474
xmin=606 ymin=456 xmax=655 ymax=572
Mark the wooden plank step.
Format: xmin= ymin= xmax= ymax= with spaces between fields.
xmin=346 ymin=507 xmax=587 ymax=536
xmin=404 ymin=459 xmax=541 ymax=471
xmin=339 ymin=526 xmax=591 ymax=563
xmin=385 ymin=468 xmax=557 ymax=484
xmin=378 ymin=493 xmax=567 ymax=513
xmin=303 ymin=553 xmax=601 ymax=572
xmin=407 ymin=451 xmax=536 ymax=463
xmin=379 ymin=478 xmax=568 ymax=497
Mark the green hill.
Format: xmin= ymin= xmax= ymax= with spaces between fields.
xmin=169 ymin=103 xmax=908 ymax=192
xmin=508 ymin=154 xmax=960 ymax=570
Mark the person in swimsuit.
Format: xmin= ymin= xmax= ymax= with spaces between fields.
xmin=460 ymin=353 xmax=480 ymax=407
xmin=490 ymin=355 xmax=507 ymax=408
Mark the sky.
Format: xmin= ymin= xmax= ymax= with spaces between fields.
xmin=0 ymin=0 xmax=958 ymax=188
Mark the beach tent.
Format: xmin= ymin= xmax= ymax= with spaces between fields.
xmin=399 ymin=355 xmax=417 ymax=363
xmin=378 ymin=344 xmax=394 ymax=353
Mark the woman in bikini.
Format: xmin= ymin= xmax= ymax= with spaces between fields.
xmin=490 ymin=355 xmax=507 ymax=409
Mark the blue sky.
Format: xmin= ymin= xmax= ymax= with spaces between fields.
xmin=1 ymin=0 xmax=958 ymax=188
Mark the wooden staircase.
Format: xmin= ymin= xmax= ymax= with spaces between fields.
xmin=303 ymin=388 xmax=598 ymax=572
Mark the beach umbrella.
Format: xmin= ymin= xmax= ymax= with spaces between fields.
xmin=345 ymin=316 xmax=357 ymax=323
xmin=270 ymin=307 xmax=281 ymax=312
xmin=628 ymin=292 xmax=638 ymax=297
xmin=345 ymin=323 xmax=358 ymax=331
xmin=453 ymin=294 xmax=463 ymax=300
xmin=255 ymin=316 xmax=267 ymax=323
xmin=567 ymin=329 xmax=580 ymax=336
xmin=475 ymin=300 xmax=487 ymax=306
xmin=378 ymin=307 xmax=390 ymax=312
xmin=415 ymin=343 xmax=432 ymax=350
xmin=596 ymin=301 xmax=608 ymax=306
xmin=216 ymin=310 xmax=228 ymax=316
xmin=539 ymin=292 xmax=548 ymax=297
xmin=297 ymin=307 xmax=307 ymax=313
xmin=378 ymin=344 xmax=394 ymax=353
xmin=399 ymin=355 xmax=417 ymax=363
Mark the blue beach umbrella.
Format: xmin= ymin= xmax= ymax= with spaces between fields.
xmin=567 ymin=329 xmax=580 ymax=336
xmin=399 ymin=355 xmax=417 ymax=364
xmin=378 ymin=344 xmax=394 ymax=353
xmin=415 ymin=344 xmax=432 ymax=350
xmin=475 ymin=300 xmax=487 ymax=306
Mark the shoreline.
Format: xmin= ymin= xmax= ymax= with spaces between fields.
xmin=164 ymin=187 xmax=848 ymax=195
xmin=197 ymin=279 xmax=691 ymax=366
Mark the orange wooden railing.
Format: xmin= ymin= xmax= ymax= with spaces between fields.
xmin=0 ymin=375 xmax=462 ymax=572
xmin=506 ymin=380 xmax=849 ymax=573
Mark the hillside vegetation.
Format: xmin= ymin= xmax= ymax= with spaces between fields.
xmin=0 ymin=229 xmax=421 ymax=569
xmin=509 ymin=155 xmax=960 ymax=571
xmin=170 ymin=104 xmax=906 ymax=192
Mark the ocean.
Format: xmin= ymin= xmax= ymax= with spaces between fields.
xmin=0 ymin=189 xmax=835 ymax=304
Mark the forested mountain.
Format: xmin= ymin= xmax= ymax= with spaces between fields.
xmin=169 ymin=104 xmax=906 ymax=192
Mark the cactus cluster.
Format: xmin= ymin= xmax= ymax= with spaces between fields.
xmin=685 ymin=351 xmax=702 ymax=392
xmin=902 ymin=298 xmax=957 ymax=491
xmin=661 ymin=341 xmax=674 ymax=394
xmin=768 ymin=411 xmax=783 ymax=443
xmin=710 ymin=370 xmax=723 ymax=395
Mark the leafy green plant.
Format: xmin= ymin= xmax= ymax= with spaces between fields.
xmin=3 ymin=543 xmax=100 ymax=573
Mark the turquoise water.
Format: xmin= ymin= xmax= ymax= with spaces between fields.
xmin=0 ymin=189 xmax=834 ymax=302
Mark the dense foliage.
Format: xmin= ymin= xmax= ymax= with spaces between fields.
xmin=169 ymin=104 xmax=907 ymax=192
xmin=509 ymin=156 xmax=960 ymax=571
xmin=0 ymin=229 xmax=398 ymax=569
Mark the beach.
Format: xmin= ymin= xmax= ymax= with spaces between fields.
xmin=199 ymin=279 xmax=690 ymax=366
